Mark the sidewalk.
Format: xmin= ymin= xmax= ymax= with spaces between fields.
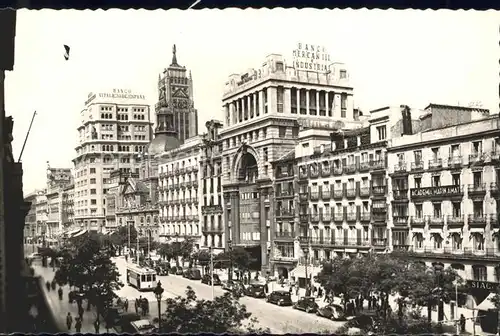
xmin=34 ymin=264 xmax=110 ymax=334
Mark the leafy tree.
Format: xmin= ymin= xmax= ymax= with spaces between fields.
xmin=155 ymin=286 xmax=269 ymax=333
xmin=158 ymin=243 xmax=175 ymax=262
xmin=114 ymin=225 xmax=138 ymax=252
xmin=194 ymin=250 xmax=211 ymax=274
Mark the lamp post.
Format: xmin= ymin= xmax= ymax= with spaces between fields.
xmin=301 ymin=236 xmax=311 ymax=295
xmin=227 ymin=239 xmax=233 ymax=281
xmin=127 ymin=214 xmax=132 ymax=257
xmin=209 ymin=246 xmax=215 ymax=300
xmin=433 ymin=263 xmax=444 ymax=331
xmin=154 ymin=281 xmax=164 ymax=332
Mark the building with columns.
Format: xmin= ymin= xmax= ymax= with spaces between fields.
xmin=220 ymin=50 xmax=356 ymax=273
xmin=45 ymin=165 xmax=73 ymax=238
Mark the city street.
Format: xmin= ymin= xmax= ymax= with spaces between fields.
xmin=113 ymin=257 xmax=345 ymax=333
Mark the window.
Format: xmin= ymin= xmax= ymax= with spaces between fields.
xmin=278 ymin=126 xmax=286 ymax=138
xmin=90 ymin=189 xmax=96 ymax=195
xmin=452 ymin=202 xmax=461 ymax=217
xmin=433 ymin=203 xmax=441 ymax=218
xmin=472 ymin=141 xmax=482 ymax=155
xmin=451 ymin=233 xmax=462 ymax=250
xmin=413 ymin=150 xmax=422 ymax=163
xmin=432 ymin=233 xmax=443 ymax=249
xmin=414 ymin=177 xmax=421 ymax=188
xmin=473 ymin=235 xmax=485 ymax=251
xmin=376 ymin=126 xmax=387 ymax=141
xmin=415 ymin=204 xmax=423 ymax=218
xmin=452 ymin=173 xmax=461 ymax=186
xmin=473 ymin=201 xmax=483 ymax=216
xmin=276 ymin=62 xmax=284 ymax=72
xmin=339 ymin=70 xmax=347 ymax=79
xmin=90 ymin=168 xmax=96 ymax=174
xmin=473 ymin=265 xmax=487 ymax=281
xmin=450 ymin=144 xmax=460 ymax=158
xmin=263 ymin=148 xmax=268 ymax=162
xmin=340 ymin=94 xmax=347 ymax=118
xmin=431 ymin=175 xmax=441 ymax=187
xmin=473 ymin=171 xmax=482 ymax=187
xmin=431 ymin=147 xmax=440 ymax=160
xmin=414 ymin=233 xmax=424 ymax=249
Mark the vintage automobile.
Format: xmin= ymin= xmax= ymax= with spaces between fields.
xmin=175 ymin=267 xmax=184 ymax=275
xmin=266 ymin=290 xmax=293 ymax=306
xmin=316 ymin=304 xmax=347 ymax=320
xmin=293 ymin=296 xmax=319 ymax=313
xmin=201 ymin=273 xmax=221 ymax=285
xmin=245 ymin=284 xmax=266 ymax=298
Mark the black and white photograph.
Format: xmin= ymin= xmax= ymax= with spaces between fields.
xmin=0 ymin=8 xmax=500 ymax=335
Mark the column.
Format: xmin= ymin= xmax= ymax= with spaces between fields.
xmin=238 ymin=99 xmax=243 ymax=122
xmin=347 ymin=94 xmax=354 ymax=120
xmin=260 ymin=188 xmax=269 ymax=272
xmin=258 ymin=90 xmax=264 ymax=116
xmin=284 ymin=88 xmax=291 ymax=114
xmin=334 ymin=93 xmax=341 ymax=118
xmin=316 ymin=90 xmax=320 ymax=115
xmin=296 ymin=88 xmax=301 ymax=114
xmin=268 ymin=87 xmax=277 ymax=114
xmin=325 ymin=91 xmax=330 ymax=117
xmin=306 ymin=89 xmax=310 ymax=115
xmin=253 ymin=92 xmax=257 ymax=118
xmin=231 ymin=191 xmax=240 ymax=243
xmin=230 ymin=102 xmax=236 ymax=125
xmin=246 ymin=95 xmax=251 ymax=120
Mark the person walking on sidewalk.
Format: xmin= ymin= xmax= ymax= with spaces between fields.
xmin=124 ymin=298 xmax=129 ymax=312
xmin=66 ymin=312 xmax=73 ymax=331
xmin=75 ymin=317 xmax=82 ymax=333
xmin=78 ymin=304 xmax=84 ymax=321
xmin=94 ymin=318 xmax=100 ymax=333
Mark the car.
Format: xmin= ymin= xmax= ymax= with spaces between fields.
xmin=201 ymin=273 xmax=221 ymax=285
xmin=130 ymin=319 xmax=156 ymax=334
xmin=175 ymin=267 xmax=184 ymax=275
xmin=187 ymin=268 xmax=202 ymax=280
xmin=316 ymin=304 xmax=346 ymax=320
xmin=221 ymin=280 xmax=233 ymax=291
xmin=266 ymin=290 xmax=293 ymax=306
xmin=293 ymin=296 xmax=319 ymax=313
xmin=155 ymin=266 xmax=169 ymax=276
xmin=245 ymin=284 xmax=266 ymax=298
xmin=113 ymin=313 xmax=142 ymax=333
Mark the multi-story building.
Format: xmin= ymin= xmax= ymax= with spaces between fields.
xmin=199 ymin=120 xmax=225 ymax=252
xmin=157 ymin=136 xmax=202 ymax=247
xmin=156 ymin=44 xmax=198 ymax=143
xmin=23 ymin=191 xmax=38 ymax=242
xmin=73 ymin=88 xmax=152 ymax=231
xmin=45 ymin=164 xmax=73 ymax=238
xmin=34 ymin=190 xmax=47 ymax=242
xmin=220 ymin=48 xmax=355 ymax=272
xmin=387 ymin=105 xmax=499 ymax=277
xmin=61 ymin=183 xmax=75 ymax=230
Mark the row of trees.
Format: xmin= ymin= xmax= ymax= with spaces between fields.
xmin=315 ymin=251 xmax=465 ymax=334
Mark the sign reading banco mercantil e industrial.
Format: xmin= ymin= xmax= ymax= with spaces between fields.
xmin=85 ymin=88 xmax=146 ymax=105
xmin=292 ymin=43 xmax=332 ymax=73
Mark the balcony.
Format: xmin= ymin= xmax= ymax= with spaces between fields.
xmin=299 ymin=192 xmax=308 ymax=202
xmin=276 ymin=189 xmax=294 ymax=198
xmin=310 ymin=166 xmax=320 ymax=178
xmin=202 ymin=225 xmax=224 ymax=233
xmin=299 ymin=214 xmax=309 ymax=223
xmin=372 ymin=238 xmax=388 ymax=248
xmin=406 ymin=246 xmax=500 ymax=260
xmin=310 ymin=192 xmax=319 ymax=201
xmin=321 ymin=189 xmax=331 ymax=200
xmin=299 ymin=168 xmax=308 ymax=180
xmin=346 ymin=188 xmax=357 ymax=199
xmin=346 ymin=212 xmax=357 ymax=222
xmin=468 ymin=183 xmax=487 ymax=198
xmin=428 ymin=159 xmax=443 ymax=170
xmin=370 ymin=160 xmax=386 ymax=171
xmin=358 ymin=161 xmax=371 ymax=172
xmin=393 ymin=215 xmax=409 ymax=226
xmin=321 ymin=166 xmax=331 ymax=177
xmin=448 ymin=156 xmax=464 ymax=168
xmin=490 ymin=182 xmax=500 ymax=197
xmin=332 ymin=189 xmax=344 ymax=200
xmin=410 ymin=216 xmax=425 ymax=226
xmin=393 ymin=162 xmax=407 ymax=173
xmin=333 ymin=213 xmax=344 ymax=222
xmin=410 ymin=185 xmax=463 ymax=200
xmin=411 ymin=161 xmax=424 ymax=171
xmin=343 ymin=164 xmax=357 ymax=174
xmin=392 ymin=189 xmax=408 ymax=200
xmin=447 ymin=215 xmax=464 ymax=227
xmin=372 ymin=185 xmax=387 ymax=196
xmin=179 ymin=168 xmax=185 ymax=174
xmin=275 ymin=231 xmax=295 ymax=240
xmin=309 ymin=237 xmax=372 ymax=248
xmin=359 ymin=187 xmax=370 ymax=197
xmin=372 ymin=211 xmax=387 ymax=223
xmin=491 ymin=151 xmax=500 ymax=163
xmin=275 ymin=209 xmax=294 ymax=218
xmin=468 ymin=214 xmax=487 ymax=227
xmin=332 ymin=166 xmax=343 ymax=176
xmin=310 ymin=214 xmax=320 ymax=223
xmin=192 ymin=181 xmax=199 ymax=188
xmin=469 ymin=152 xmax=486 ymax=165
xmin=360 ymin=212 xmax=371 ymax=223
xmin=185 ymin=181 xmax=192 ymax=188
xmin=202 ymin=205 xmax=223 ymax=213
xmin=428 ymin=216 xmax=444 ymax=227
xmin=321 ymin=213 xmax=332 ymax=222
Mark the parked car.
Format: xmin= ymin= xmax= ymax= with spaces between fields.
xmin=186 ymin=268 xmax=202 ymax=280
xmin=201 ymin=273 xmax=221 ymax=285
xmin=175 ymin=267 xmax=184 ymax=275
xmin=113 ymin=313 xmax=142 ymax=333
xmin=266 ymin=290 xmax=293 ymax=306
xmin=316 ymin=304 xmax=346 ymax=320
xmin=293 ymin=296 xmax=319 ymax=313
xmin=155 ymin=266 xmax=169 ymax=276
xmin=245 ymin=284 xmax=266 ymax=298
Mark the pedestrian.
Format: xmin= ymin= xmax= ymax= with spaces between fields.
xmin=124 ymin=298 xmax=129 ymax=312
xmin=58 ymin=287 xmax=63 ymax=300
xmin=66 ymin=312 xmax=73 ymax=330
xmin=460 ymin=314 xmax=466 ymax=333
xmin=134 ymin=298 xmax=139 ymax=314
xmin=264 ymin=283 xmax=269 ymax=294
xmin=75 ymin=317 xmax=82 ymax=333
xmin=93 ymin=318 xmax=100 ymax=333
xmin=46 ymin=281 xmax=51 ymax=291
xmin=78 ymin=305 xmax=84 ymax=321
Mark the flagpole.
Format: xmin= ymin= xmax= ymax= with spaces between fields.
xmin=17 ymin=110 xmax=36 ymax=162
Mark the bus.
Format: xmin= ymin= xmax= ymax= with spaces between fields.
xmin=126 ymin=264 xmax=158 ymax=291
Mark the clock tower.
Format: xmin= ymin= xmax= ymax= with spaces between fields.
xmin=155 ymin=44 xmax=199 ymax=143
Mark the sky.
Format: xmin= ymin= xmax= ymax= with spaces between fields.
xmin=5 ymin=9 xmax=500 ymax=194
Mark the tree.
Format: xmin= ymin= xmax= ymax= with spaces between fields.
xmin=114 ymin=225 xmax=138 ymax=253
xmin=55 ymin=233 xmax=123 ymax=318
xmin=155 ymin=286 xmax=269 ymax=333
xmin=194 ymin=250 xmax=211 ymax=274
xmin=158 ymin=243 xmax=175 ymax=263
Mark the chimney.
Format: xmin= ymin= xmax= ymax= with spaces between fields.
xmin=400 ymin=105 xmax=413 ymax=135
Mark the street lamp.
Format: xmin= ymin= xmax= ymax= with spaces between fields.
xmin=433 ymin=263 xmax=445 ymax=330
xmin=300 ymin=235 xmax=311 ymax=296
xmin=154 ymin=281 xmax=164 ymax=332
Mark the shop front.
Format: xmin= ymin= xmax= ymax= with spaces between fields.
xmin=466 ymin=280 xmax=500 ymax=334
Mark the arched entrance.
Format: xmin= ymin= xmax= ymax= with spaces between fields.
xmin=237 ymin=152 xmax=258 ymax=183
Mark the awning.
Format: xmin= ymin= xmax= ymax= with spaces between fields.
xmin=72 ymin=229 xmax=88 ymax=238
xmin=448 ymin=227 xmax=462 ymax=233
xmin=412 ymin=228 xmax=424 ymax=234
xmin=64 ymin=228 xmax=81 ymax=237
xmin=475 ymin=293 xmax=497 ymax=311
xmin=290 ymin=265 xmax=321 ymax=279
xmin=469 ymin=228 xmax=484 ymax=234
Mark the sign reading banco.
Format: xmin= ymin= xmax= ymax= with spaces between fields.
xmin=292 ymin=43 xmax=332 ymax=73
xmin=85 ymin=88 xmax=145 ymax=105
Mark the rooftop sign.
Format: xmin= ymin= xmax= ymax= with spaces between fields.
xmin=85 ymin=89 xmax=146 ymax=105
xmin=292 ymin=43 xmax=332 ymax=73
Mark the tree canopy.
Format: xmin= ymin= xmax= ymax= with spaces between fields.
xmin=155 ymin=286 xmax=269 ymax=334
